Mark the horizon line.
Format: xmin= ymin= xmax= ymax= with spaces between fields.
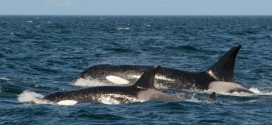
xmin=1 ymin=14 xmax=272 ymax=16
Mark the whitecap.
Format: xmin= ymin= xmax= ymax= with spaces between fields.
xmin=117 ymin=27 xmax=130 ymax=31
xmin=0 ymin=77 xmax=9 ymax=81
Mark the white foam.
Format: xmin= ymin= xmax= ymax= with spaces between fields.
xmin=117 ymin=27 xmax=130 ymax=31
xmin=248 ymin=87 xmax=272 ymax=96
xmin=106 ymin=75 xmax=129 ymax=85
xmin=18 ymin=91 xmax=79 ymax=105
xmin=0 ymin=77 xmax=9 ymax=81
xmin=18 ymin=90 xmax=51 ymax=104
xmin=186 ymin=96 xmax=202 ymax=102
xmin=174 ymin=92 xmax=202 ymax=102
xmin=73 ymin=78 xmax=108 ymax=87
xmin=57 ymin=100 xmax=78 ymax=106
xmin=249 ymin=88 xmax=261 ymax=94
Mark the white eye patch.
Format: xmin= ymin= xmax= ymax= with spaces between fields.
xmin=57 ymin=100 xmax=78 ymax=105
xmin=106 ymin=75 xmax=129 ymax=84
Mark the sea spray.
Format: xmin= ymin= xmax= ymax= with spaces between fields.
xmin=18 ymin=90 xmax=51 ymax=104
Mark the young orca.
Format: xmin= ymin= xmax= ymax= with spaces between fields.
xmin=44 ymin=66 xmax=181 ymax=105
xmin=79 ymin=45 xmax=253 ymax=94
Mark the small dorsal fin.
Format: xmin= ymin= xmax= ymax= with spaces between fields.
xmin=209 ymin=92 xmax=217 ymax=102
xmin=132 ymin=66 xmax=161 ymax=89
xmin=207 ymin=45 xmax=241 ymax=82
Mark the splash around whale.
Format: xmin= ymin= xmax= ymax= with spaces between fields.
xmin=78 ymin=45 xmax=254 ymax=94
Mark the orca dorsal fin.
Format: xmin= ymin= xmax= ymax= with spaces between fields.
xmin=207 ymin=45 xmax=241 ymax=82
xmin=132 ymin=66 xmax=161 ymax=89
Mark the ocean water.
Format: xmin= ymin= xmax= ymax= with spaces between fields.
xmin=0 ymin=16 xmax=272 ymax=124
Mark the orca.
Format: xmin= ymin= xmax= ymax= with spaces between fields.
xmin=79 ymin=45 xmax=253 ymax=94
xmin=44 ymin=66 xmax=181 ymax=105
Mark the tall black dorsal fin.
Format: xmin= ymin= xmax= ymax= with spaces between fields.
xmin=207 ymin=45 xmax=241 ymax=82
xmin=132 ymin=66 xmax=161 ymax=89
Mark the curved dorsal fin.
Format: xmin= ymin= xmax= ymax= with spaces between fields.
xmin=132 ymin=66 xmax=161 ymax=89
xmin=207 ymin=45 xmax=241 ymax=82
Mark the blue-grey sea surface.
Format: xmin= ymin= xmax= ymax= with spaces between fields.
xmin=0 ymin=16 xmax=272 ymax=124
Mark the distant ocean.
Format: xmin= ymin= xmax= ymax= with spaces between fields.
xmin=0 ymin=16 xmax=272 ymax=124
